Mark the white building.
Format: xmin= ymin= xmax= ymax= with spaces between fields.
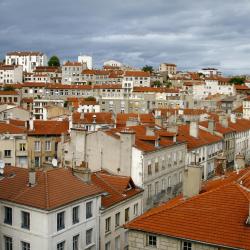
xmin=243 ymin=96 xmax=250 ymax=119
xmin=78 ymin=55 xmax=93 ymax=70
xmin=199 ymin=67 xmax=221 ymax=77
xmin=5 ymin=51 xmax=47 ymax=73
xmin=104 ymin=60 xmax=122 ymax=68
xmin=0 ymin=65 xmax=23 ymax=84
xmin=0 ymin=166 xmax=103 ymax=250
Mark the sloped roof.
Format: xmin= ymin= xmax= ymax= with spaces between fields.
xmin=116 ymin=113 xmax=155 ymax=127
xmin=0 ymin=166 xmax=102 ymax=210
xmin=72 ymin=112 xmax=114 ymax=125
xmin=0 ymin=122 xmax=26 ymax=134
xmin=28 ymin=120 xmax=69 ymax=135
xmin=91 ymin=171 xmax=143 ymax=208
xmin=125 ymin=178 xmax=250 ymax=249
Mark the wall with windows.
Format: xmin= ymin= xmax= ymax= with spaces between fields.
xmin=128 ymin=230 xmax=218 ymax=250
xmin=0 ymin=196 xmax=101 ymax=250
xmin=100 ymin=194 xmax=143 ymax=250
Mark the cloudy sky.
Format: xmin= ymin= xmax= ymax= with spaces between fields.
xmin=0 ymin=0 xmax=250 ymax=74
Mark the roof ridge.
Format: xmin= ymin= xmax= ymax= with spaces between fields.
xmin=235 ymin=183 xmax=250 ymax=202
xmin=94 ymin=173 xmax=125 ymax=196
xmin=44 ymin=171 xmax=50 ymax=209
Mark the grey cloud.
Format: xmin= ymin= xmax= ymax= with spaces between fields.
xmin=0 ymin=0 xmax=250 ymax=74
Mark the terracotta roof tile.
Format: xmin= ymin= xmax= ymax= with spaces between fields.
xmin=0 ymin=166 xmax=102 ymax=210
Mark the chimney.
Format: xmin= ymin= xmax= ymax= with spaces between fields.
xmin=215 ymin=153 xmax=227 ymax=176
xmin=208 ymin=119 xmax=215 ymax=134
xmin=92 ymin=114 xmax=96 ymax=123
xmin=155 ymin=109 xmax=161 ymax=118
xmin=29 ymin=117 xmax=34 ymax=131
xmin=146 ymin=126 xmax=155 ymax=136
xmin=73 ymin=162 xmax=91 ymax=183
xmin=28 ymin=167 xmax=36 ymax=186
xmin=80 ymin=112 xmax=84 ymax=120
xmin=183 ymin=164 xmax=202 ymax=199
xmin=235 ymin=154 xmax=245 ymax=170
xmin=189 ymin=121 xmax=199 ymax=138
xmin=230 ymin=113 xmax=236 ymax=123
xmin=219 ymin=115 xmax=228 ymax=128
xmin=155 ymin=136 xmax=160 ymax=147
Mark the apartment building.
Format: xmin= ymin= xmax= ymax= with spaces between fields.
xmin=27 ymin=119 xmax=69 ymax=168
xmin=0 ymin=65 xmax=23 ymax=84
xmin=0 ymin=166 xmax=102 ymax=250
xmin=0 ymin=104 xmax=30 ymax=121
xmin=0 ymin=91 xmax=20 ymax=105
xmin=62 ymin=62 xmax=87 ymax=84
xmin=125 ymin=166 xmax=250 ymax=250
xmin=0 ymin=121 xmax=27 ymax=167
xmin=91 ymin=170 xmax=143 ymax=250
xmin=5 ymin=51 xmax=47 ymax=72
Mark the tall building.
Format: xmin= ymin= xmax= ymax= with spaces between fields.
xmin=5 ymin=51 xmax=47 ymax=73
xmin=78 ymin=55 xmax=93 ymax=70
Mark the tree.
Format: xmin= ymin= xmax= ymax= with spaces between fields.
xmin=85 ymin=96 xmax=96 ymax=101
xmin=142 ymin=65 xmax=154 ymax=74
xmin=48 ymin=56 xmax=60 ymax=67
xmin=229 ymin=77 xmax=245 ymax=85
xmin=151 ymin=81 xmax=162 ymax=87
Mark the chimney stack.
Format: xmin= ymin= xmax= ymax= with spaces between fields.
xmin=73 ymin=162 xmax=91 ymax=183
xmin=208 ymin=119 xmax=215 ymax=134
xmin=235 ymin=154 xmax=245 ymax=170
xmin=183 ymin=164 xmax=202 ymax=199
xmin=28 ymin=167 xmax=36 ymax=186
xmin=189 ymin=121 xmax=199 ymax=138
xmin=29 ymin=117 xmax=34 ymax=131
xmin=219 ymin=115 xmax=228 ymax=128
xmin=230 ymin=113 xmax=236 ymax=123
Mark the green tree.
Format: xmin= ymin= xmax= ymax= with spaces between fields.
xmin=151 ymin=81 xmax=162 ymax=87
xmin=48 ymin=55 xmax=60 ymax=67
xmin=85 ymin=96 xmax=96 ymax=101
xmin=229 ymin=77 xmax=245 ymax=85
xmin=142 ymin=65 xmax=154 ymax=74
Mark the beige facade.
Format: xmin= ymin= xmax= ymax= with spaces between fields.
xmin=128 ymin=230 xmax=221 ymax=250
xmin=0 ymin=134 xmax=28 ymax=167
xmin=27 ymin=135 xmax=59 ymax=168
xmin=100 ymin=194 xmax=143 ymax=250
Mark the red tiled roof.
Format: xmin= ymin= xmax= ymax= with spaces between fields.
xmin=125 ymin=179 xmax=250 ymax=249
xmin=63 ymin=61 xmax=82 ymax=66
xmin=124 ymin=71 xmax=150 ymax=77
xmin=93 ymin=84 xmax=122 ymax=89
xmin=177 ymin=124 xmax=222 ymax=150
xmin=235 ymin=84 xmax=250 ymax=90
xmin=82 ymin=69 xmax=109 ymax=75
xmin=28 ymin=120 xmax=69 ymax=135
xmin=116 ymin=113 xmax=155 ymax=127
xmin=0 ymin=166 xmax=102 ymax=210
xmin=8 ymin=119 xmax=26 ymax=127
xmin=72 ymin=112 xmax=114 ymax=125
xmin=0 ymin=91 xmax=18 ymax=95
xmin=0 ymin=122 xmax=26 ymax=134
xmin=133 ymin=87 xmax=179 ymax=93
xmin=91 ymin=171 xmax=143 ymax=208
xmin=199 ymin=121 xmax=235 ymax=135
xmin=7 ymin=51 xmax=44 ymax=56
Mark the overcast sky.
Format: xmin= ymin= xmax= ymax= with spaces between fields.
xmin=0 ymin=0 xmax=250 ymax=74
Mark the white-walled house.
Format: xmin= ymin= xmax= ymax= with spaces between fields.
xmin=0 ymin=65 xmax=23 ymax=84
xmin=5 ymin=51 xmax=47 ymax=73
xmin=0 ymin=166 xmax=103 ymax=250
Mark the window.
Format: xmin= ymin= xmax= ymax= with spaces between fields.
xmin=125 ymin=207 xmax=130 ymax=222
xmin=105 ymin=217 xmax=111 ymax=233
xmin=21 ymin=241 xmax=30 ymax=250
xmin=155 ymin=161 xmax=159 ymax=173
xmin=147 ymin=184 xmax=152 ymax=198
xmin=72 ymin=206 xmax=79 ymax=224
xmin=4 ymin=150 xmax=11 ymax=158
xmin=73 ymin=235 xmax=79 ymax=250
xmin=115 ymin=236 xmax=120 ymax=250
xmin=34 ymin=141 xmax=41 ymax=151
xmin=86 ymin=201 xmax=92 ymax=219
xmin=57 ymin=241 xmax=65 ymax=250
xmin=21 ymin=211 xmax=30 ymax=230
xmin=115 ymin=212 xmax=120 ymax=227
xmin=57 ymin=211 xmax=65 ymax=231
xmin=155 ymin=182 xmax=159 ymax=195
xmin=4 ymin=236 xmax=12 ymax=250
xmin=19 ymin=143 xmax=26 ymax=151
xmin=134 ymin=203 xmax=138 ymax=216
xmin=147 ymin=234 xmax=157 ymax=247
xmin=105 ymin=241 xmax=111 ymax=250
xmin=4 ymin=206 xmax=12 ymax=225
xmin=34 ymin=157 xmax=40 ymax=167
xmin=182 ymin=241 xmax=192 ymax=250
xmin=86 ymin=228 xmax=93 ymax=245
xmin=148 ymin=163 xmax=152 ymax=175
xmin=45 ymin=141 xmax=51 ymax=151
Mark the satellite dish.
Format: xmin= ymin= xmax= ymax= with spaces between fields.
xmin=52 ymin=158 xmax=58 ymax=168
